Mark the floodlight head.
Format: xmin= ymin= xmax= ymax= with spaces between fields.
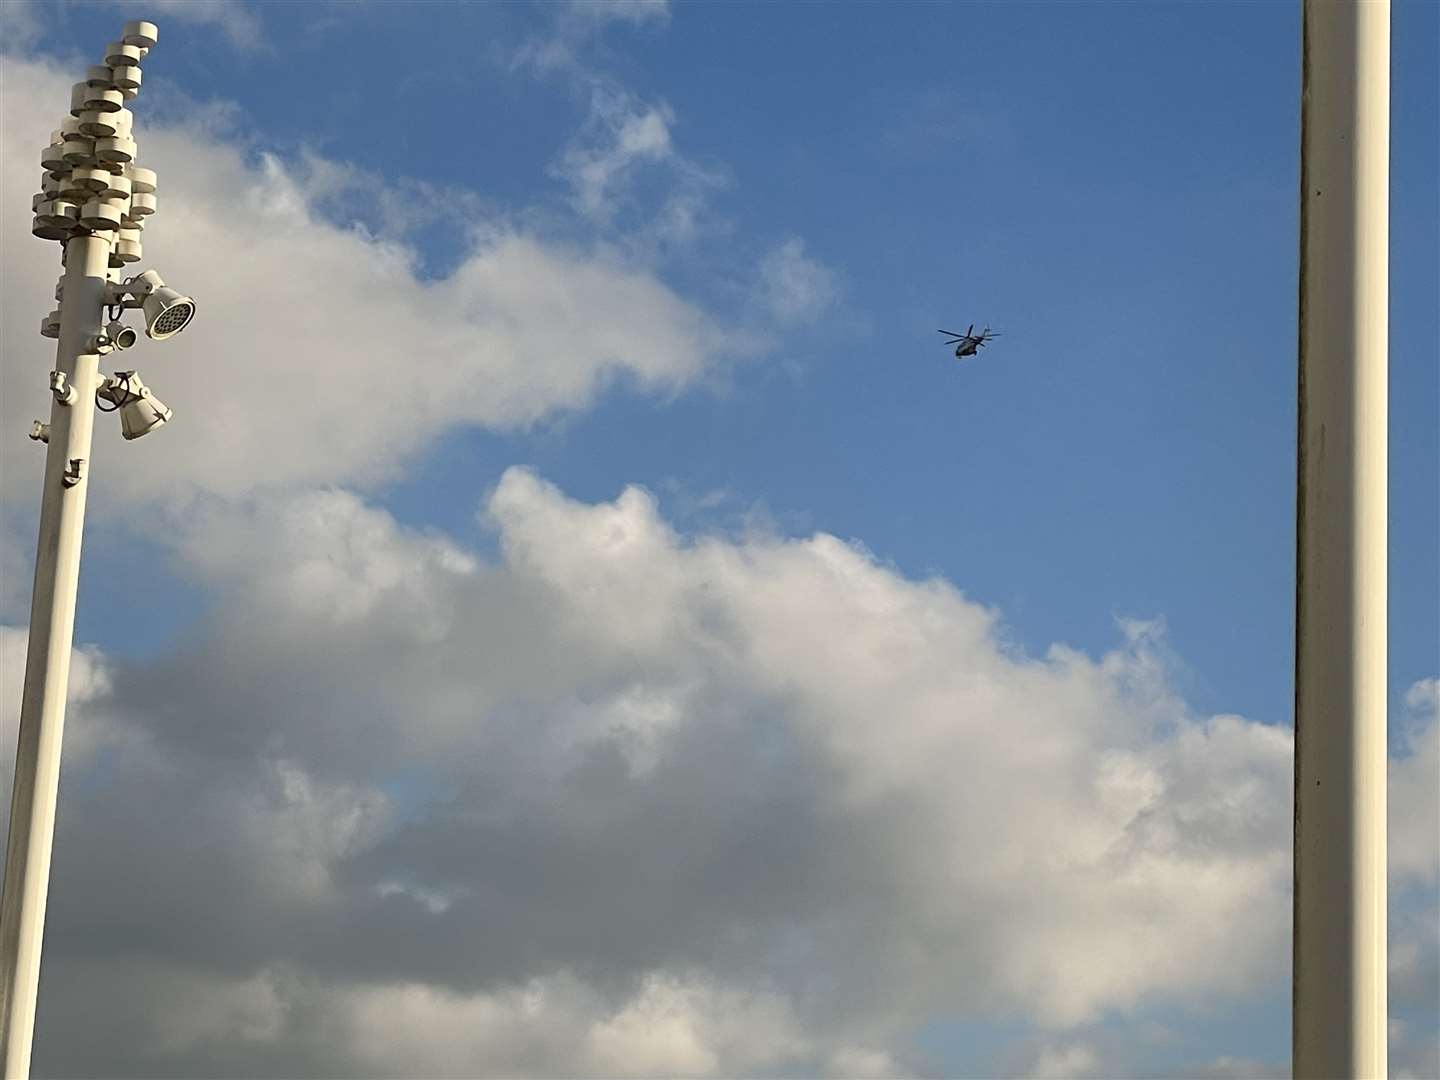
xmin=120 ymin=393 xmax=171 ymax=440
xmin=129 ymin=270 xmax=196 ymax=340
xmin=144 ymin=287 xmax=195 ymax=339
xmin=99 ymin=372 xmax=172 ymax=440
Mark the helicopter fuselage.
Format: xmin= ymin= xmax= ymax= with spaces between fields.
xmin=938 ymin=326 xmax=998 ymax=360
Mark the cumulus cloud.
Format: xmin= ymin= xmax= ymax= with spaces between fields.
xmin=0 ymin=626 xmax=120 ymax=813
xmin=4 ymin=16 xmax=1432 ymax=1080
xmin=4 ymin=468 xmax=1316 ymax=1074
xmin=1388 ymin=678 xmax=1440 ymax=1079
xmin=0 ymin=56 xmax=722 ymax=508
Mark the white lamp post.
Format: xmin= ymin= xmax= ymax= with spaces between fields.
xmin=1293 ymin=1 xmax=1389 ymax=1076
xmin=0 ymin=21 xmax=197 ymax=1077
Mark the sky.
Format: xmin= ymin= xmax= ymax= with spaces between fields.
xmin=0 ymin=1 xmax=1435 ymax=1077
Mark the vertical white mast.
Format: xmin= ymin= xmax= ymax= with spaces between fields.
xmin=0 ymin=21 xmax=185 ymax=1078
xmin=1293 ymin=1 xmax=1390 ymax=1076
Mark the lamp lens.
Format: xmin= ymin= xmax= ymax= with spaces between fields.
xmin=152 ymin=301 xmax=194 ymax=338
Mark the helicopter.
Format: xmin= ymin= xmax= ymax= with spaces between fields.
xmin=938 ymin=324 xmax=1000 ymax=359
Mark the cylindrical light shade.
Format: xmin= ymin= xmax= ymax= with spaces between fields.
xmin=126 ymin=166 xmax=157 ymax=194
xmin=100 ymin=172 xmax=132 ymax=202
xmin=95 ymin=136 xmax=136 ymax=164
xmin=59 ymin=171 xmax=97 ymax=202
xmin=41 ymin=143 xmax=68 ymax=173
xmin=114 ymin=234 xmax=143 ymax=263
xmin=75 ymin=166 xmax=113 ymax=193
xmin=33 ymin=217 xmax=74 ymax=242
xmin=110 ymin=64 xmax=142 ymax=92
xmin=82 ymin=86 xmax=124 ymax=113
xmin=78 ymin=109 xmax=121 ymax=137
xmin=79 ymin=199 xmax=123 ymax=230
xmin=122 ymin=21 xmax=159 ymax=48
xmin=105 ymin=42 xmax=142 ymax=67
xmin=34 ymin=200 xmax=79 ymax=228
xmin=60 ymin=138 xmax=95 ymax=165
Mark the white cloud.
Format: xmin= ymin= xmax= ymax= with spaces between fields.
xmin=4 ymin=472 xmax=1435 ymax=1074
xmin=5 ymin=19 xmax=1432 ymax=1080
xmin=758 ymin=236 xmax=839 ymax=325
xmin=107 ymin=0 xmax=263 ymax=50
xmin=1029 ymin=1040 xmax=1102 ymax=1078
xmin=0 ymin=0 xmax=43 ymax=51
xmin=0 ymin=625 xmax=120 ymax=814
xmin=1392 ymin=678 xmax=1440 ymax=887
xmin=8 ymin=469 xmax=1314 ymax=1074
xmin=509 ymin=0 xmax=671 ymax=75
xmin=0 ymin=56 xmax=723 ymax=509
xmin=1390 ymin=1015 xmax=1440 ymax=1080
xmin=553 ymin=88 xmax=678 ymax=223
xmin=0 ymin=516 xmax=32 ymax=620
xmin=546 ymin=82 xmax=727 ymax=256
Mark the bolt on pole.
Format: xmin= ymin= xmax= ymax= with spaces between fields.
xmin=1292 ymin=1 xmax=1390 ymax=1077
xmin=0 ymin=21 xmax=193 ymax=1078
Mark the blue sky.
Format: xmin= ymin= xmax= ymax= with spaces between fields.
xmin=0 ymin=1 xmax=1436 ymax=1076
xmin=44 ymin=0 xmax=1436 ymax=722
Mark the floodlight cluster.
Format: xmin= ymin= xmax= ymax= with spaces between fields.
xmin=26 ymin=20 xmax=193 ymax=443
xmin=32 ymin=20 xmax=161 ymax=317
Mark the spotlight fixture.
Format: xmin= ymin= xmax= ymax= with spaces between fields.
xmin=12 ymin=19 xmax=196 ymax=1078
xmin=96 ymin=370 xmax=171 ymax=439
xmin=108 ymin=269 xmax=195 ymax=340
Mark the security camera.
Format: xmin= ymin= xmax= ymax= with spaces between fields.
xmin=119 ymin=269 xmax=196 ymax=340
xmin=90 ymin=321 xmax=137 ymax=354
xmin=104 ymin=321 xmax=137 ymax=349
xmin=97 ymin=370 xmax=172 ymax=440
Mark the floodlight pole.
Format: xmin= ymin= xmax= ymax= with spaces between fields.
xmin=1292 ymin=1 xmax=1389 ymax=1077
xmin=1 ymin=21 xmax=168 ymax=1078
xmin=0 ymin=235 xmax=109 ymax=1079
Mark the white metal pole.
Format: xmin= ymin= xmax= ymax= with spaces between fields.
xmin=0 ymin=233 xmax=110 ymax=1078
xmin=1293 ymin=1 xmax=1389 ymax=1076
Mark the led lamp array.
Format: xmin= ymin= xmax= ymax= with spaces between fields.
xmin=30 ymin=20 xmax=160 ymax=272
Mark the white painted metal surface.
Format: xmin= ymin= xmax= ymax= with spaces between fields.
xmin=0 ymin=234 xmax=109 ymax=1079
xmin=1293 ymin=1 xmax=1390 ymax=1076
xmin=1 ymin=21 xmax=194 ymax=1077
